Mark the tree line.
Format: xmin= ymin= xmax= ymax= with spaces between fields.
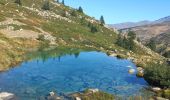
xmin=116 ymin=31 xmax=136 ymax=51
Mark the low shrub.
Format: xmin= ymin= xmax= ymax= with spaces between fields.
xmin=163 ymin=51 xmax=170 ymax=58
xmin=144 ymin=64 xmax=170 ymax=88
xmin=163 ymin=89 xmax=170 ymax=99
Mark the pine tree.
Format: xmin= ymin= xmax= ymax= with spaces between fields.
xmin=62 ymin=0 xmax=64 ymax=5
xmin=14 ymin=0 xmax=22 ymax=5
xmin=116 ymin=34 xmax=135 ymax=51
xmin=146 ymin=40 xmax=156 ymax=51
xmin=100 ymin=15 xmax=105 ymax=25
xmin=116 ymin=34 xmax=123 ymax=46
xmin=78 ymin=6 xmax=83 ymax=13
xmin=42 ymin=0 xmax=50 ymax=10
xmin=128 ymin=31 xmax=136 ymax=40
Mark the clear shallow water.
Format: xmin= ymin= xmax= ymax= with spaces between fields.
xmin=0 ymin=51 xmax=152 ymax=99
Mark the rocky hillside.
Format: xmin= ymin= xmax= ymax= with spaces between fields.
xmin=0 ymin=0 xmax=164 ymax=71
xmin=120 ymin=21 xmax=170 ymax=43
xmin=111 ymin=16 xmax=170 ymax=56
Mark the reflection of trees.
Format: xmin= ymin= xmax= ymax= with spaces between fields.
xmin=58 ymin=56 xmax=61 ymax=62
xmin=74 ymin=52 xmax=80 ymax=58
xmin=25 ymin=47 xmax=86 ymax=62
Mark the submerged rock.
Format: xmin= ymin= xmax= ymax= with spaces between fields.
xmin=0 ymin=92 xmax=16 ymax=100
xmin=128 ymin=69 xmax=135 ymax=74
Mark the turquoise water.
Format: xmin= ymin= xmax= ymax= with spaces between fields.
xmin=0 ymin=51 xmax=152 ymax=99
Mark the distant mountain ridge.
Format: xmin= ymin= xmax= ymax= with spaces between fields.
xmin=110 ymin=16 xmax=170 ymax=29
xmin=110 ymin=20 xmax=151 ymax=29
xmin=154 ymin=16 xmax=170 ymax=23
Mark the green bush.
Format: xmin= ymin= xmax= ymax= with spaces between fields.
xmin=163 ymin=89 xmax=170 ymax=99
xmin=0 ymin=0 xmax=5 ymax=5
xmin=91 ymin=25 xmax=98 ymax=33
xmin=71 ymin=10 xmax=77 ymax=17
xmin=42 ymin=0 xmax=50 ymax=10
xmin=37 ymin=34 xmax=45 ymax=41
xmin=163 ymin=51 xmax=170 ymax=58
xmin=80 ymin=90 xmax=115 ymax=100
xmin=144 ymin=64 xmax=170 ymax=88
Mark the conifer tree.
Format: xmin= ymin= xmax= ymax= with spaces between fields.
xmin=100 ymin=15 xmax=105 ymax=25
xmin=62 ymin=0 xmax=64 ymax=5
xmin=146 ymin=40 xmax=156 ymax=51
xmin=128 ymin=31 xmax=136 ymax=40
xmin=78 ymin=6 xmax=83 ymax=13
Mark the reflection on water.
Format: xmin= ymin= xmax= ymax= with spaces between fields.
xmin=0 ymin=49 xmax=153 ymax=99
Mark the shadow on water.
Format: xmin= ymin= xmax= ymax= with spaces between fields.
xmin=124 ymin=76 xmax=147 ymax=86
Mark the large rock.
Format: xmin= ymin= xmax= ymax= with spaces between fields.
xmin=75 ymin=97 xmax=81 ymax=100
xmin=109 ymin=53 xmax=117 ymax=57
xmin=88 ymin=89 xmax=99 ymax=93
xmin=136 ymin=67 xmax=144 ymax=77
xmin=0 ymin=92 xmax=16 ymax=100
xmin=46 ymin=91 xmax=62 ymax=100
xmin=152 ymin=87 xmax=162 ymax=92
xmin=155 ymin=97 xmax=169 ymax=100
xmin=137 ymin=67 xmax=143 ymax=71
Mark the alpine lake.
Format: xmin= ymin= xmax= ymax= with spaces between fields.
xmin=0 ymin=47 xmax=154 ymax=99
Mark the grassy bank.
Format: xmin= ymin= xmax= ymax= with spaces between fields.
xmin=0 ymin=33 xmax=38 ymax=71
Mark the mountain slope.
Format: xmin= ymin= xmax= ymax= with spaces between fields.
xmin=0 ymin=0 xmax=164 ymax=71
xmin=112 ymin=16 xmax=170 ymax=57
xmin=120 ymin=22 xmax=170 ymax=43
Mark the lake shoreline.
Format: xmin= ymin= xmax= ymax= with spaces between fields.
xmin=0 ymin=46 xmax=166 ymax=99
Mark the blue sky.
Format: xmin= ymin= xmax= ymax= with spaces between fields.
xmin=62 ymin=0 xmax=170 ymax=24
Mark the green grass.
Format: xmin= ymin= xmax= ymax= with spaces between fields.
xmin=0 ymin=14 xmax=6 ymax=22
xmin=72 ymin=89 xmax=115 ymax=100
